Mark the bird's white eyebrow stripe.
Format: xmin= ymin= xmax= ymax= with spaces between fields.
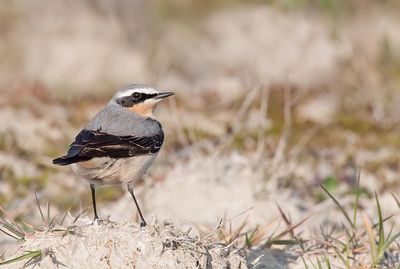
xmin=116 ymin=87 xmax=159 ymax=98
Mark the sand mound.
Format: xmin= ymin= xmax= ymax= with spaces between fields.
xmin=2 ymin=218 xmax=247 ymax=269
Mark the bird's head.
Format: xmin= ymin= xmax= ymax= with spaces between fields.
xmin=112 ymin=84 xmax=174 ymax=117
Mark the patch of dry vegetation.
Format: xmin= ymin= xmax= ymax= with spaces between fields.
xmin=0 ymin=216 xmax=247 ymax=269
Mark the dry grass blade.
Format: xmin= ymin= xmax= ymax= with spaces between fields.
xmin=274 ymin=215 xmax=310 ymax=239
xmin=222 ymin=218 xmax=248 ymax=245
xmin=265 ymin=213 xmax=310 ymax=247
xmin=46 ymin=201 xmax=51 ymax=227
xmin=353 ymin=170 xmax=361 ymax=227
xmin=391 ymin=192 xmax=400 ymax=208
xmin=198 ymin=219 xmax=223 ymax=240
xmin=362 ymin=211 xmax=377 ymax=262
xmin=21 ymin=220 xmax=43 ymax=233
xmin=199 ymin=208 xmax=254 ymax=243
xmin=272 ymin=86 xmax=292 ymax=167
xmin=209 ymin=217 xmax=249 ymax=245
xmin=215 ymin=84 xmax=262 ymax=153
xmin=245 ymin=221 xmax=277 ymax=248
xmin=34 ymin=193 xmax=46 ymax=227
xmin=60 ymin=207 xmax=70 ymax=226
xmin=73 ymin=208 xmax=89 ymax=224
xmin=276 ymin=203 xmax=295 ymax=238
xmin=255 ymin=86 xmax=270 ymax=163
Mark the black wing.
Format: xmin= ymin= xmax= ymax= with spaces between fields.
xmin=53 ymin=129 xmax=164 ymax=165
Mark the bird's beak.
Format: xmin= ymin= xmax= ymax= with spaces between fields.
xmin=155 ymin=92 xmax=175 ymax=99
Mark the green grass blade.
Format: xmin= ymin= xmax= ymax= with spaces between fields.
xmin=375 ymin=192 xmax=385 ymax=260
xmin=269 ymin=239 xmax=300 ymax=245
xmin=301 ymin=256 xmax=309 ymax=269
xmin=333 ymin=246 xmax=350 ymax=269
xmin=383 ymin=232 xmax=400 ymax=251
xmin=0 ymin=227 xmax=23 ymax=241
xmin=0 ymin=222 xmax=25 ymax=241
xmin=317 ymin=257 xmax=322 ymax=269
xmin=386 ymin=223 xmax=395 ymax=242
xmin=324 ymin=256 xmax=332 ymax=269
xmin=321 ymin=185 xmax=354 ymax=229
xmin=0 ymin=250 xmax=42 ymax=265
xmin=1 ymin=219 xmax=24 ymax=237
xmin=372 ymin=231 xmax=400 ymax=267
xmin=353 ymin=170 xmax=361 ymax=228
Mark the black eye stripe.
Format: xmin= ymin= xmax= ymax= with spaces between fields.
xmin=117 ymin=93 xmax=158 ymax=107
xmin=143 ymin=93 xmax=157 ymax=99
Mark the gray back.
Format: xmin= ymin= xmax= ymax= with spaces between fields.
xmin=85 ymin=102 xmax=162 ymax=137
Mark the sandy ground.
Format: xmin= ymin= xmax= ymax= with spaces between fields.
xmin=1 ymin=2 xmax=400 ymax=268
xmin=1 ymin=218 xmax=247 ymax=269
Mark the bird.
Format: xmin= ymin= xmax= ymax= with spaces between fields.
xmin=53 ymin=84 xmax=174 ymax=227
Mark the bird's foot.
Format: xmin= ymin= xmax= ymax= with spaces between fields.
xmin=92 ymin=215 xmax=112 ymax=225
xmin=92 ymin=217 xmax=101 ymax=225
xmin=140 ymin=220 xmax=147 ymax=228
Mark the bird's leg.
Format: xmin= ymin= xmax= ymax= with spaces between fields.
xmin=127 ymin=183 xmax=147 ymax=227
xmin=90 ymin=184 xmax=99 ymax=221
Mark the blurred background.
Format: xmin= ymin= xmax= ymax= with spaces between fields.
xmin=1 ymin=0 xmax=400 ymax=264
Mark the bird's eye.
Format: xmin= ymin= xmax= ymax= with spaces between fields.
xmin=132 ymin=92 xmax=141 ymax=99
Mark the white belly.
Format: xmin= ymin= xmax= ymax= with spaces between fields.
xmin=71 ymin=154 xmax=158 ymax=185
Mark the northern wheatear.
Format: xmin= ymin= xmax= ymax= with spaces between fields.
xmin=53 ymin=84 xmax=174 ymax=226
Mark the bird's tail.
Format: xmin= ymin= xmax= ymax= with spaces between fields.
xmin=53 ymin=156 xmax=73 ymax=166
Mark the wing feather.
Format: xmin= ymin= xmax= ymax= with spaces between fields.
xmin=53 ymin=129 xmax=164 ymax=165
